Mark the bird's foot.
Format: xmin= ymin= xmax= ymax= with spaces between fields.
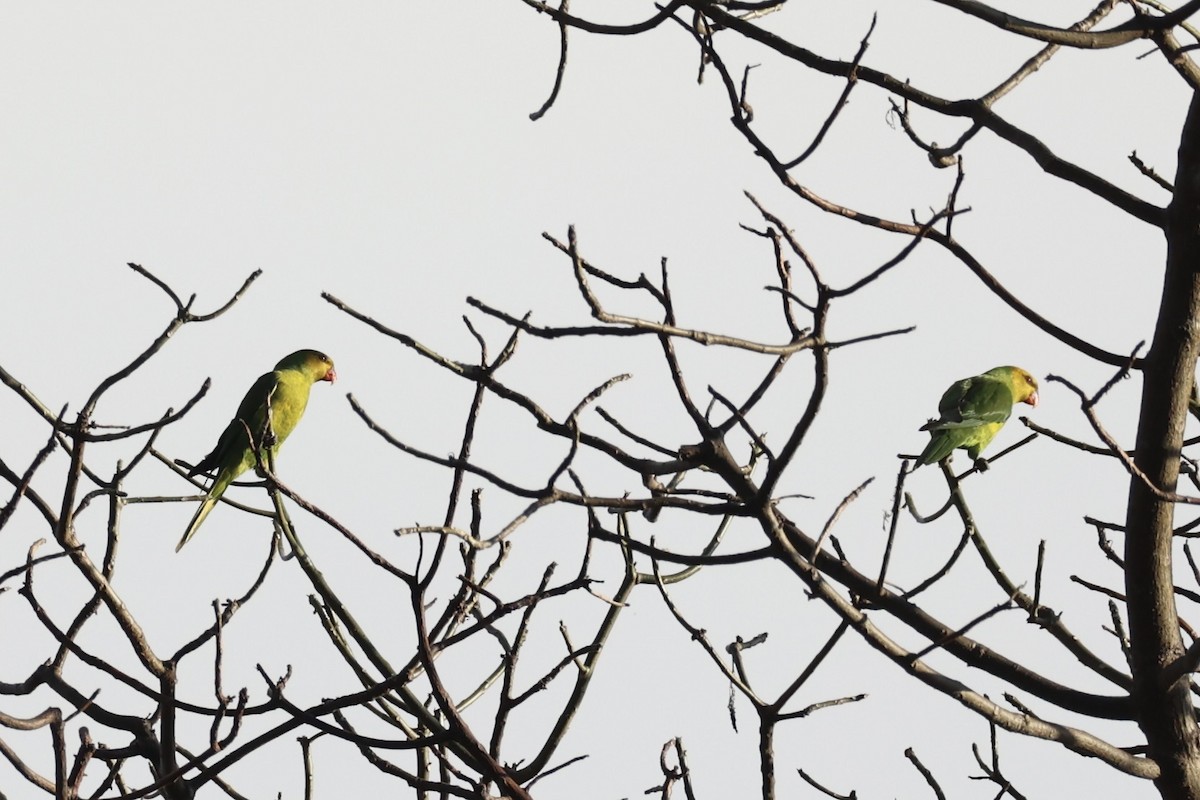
xmin=973 ymin=457 xmax=990 ymax=472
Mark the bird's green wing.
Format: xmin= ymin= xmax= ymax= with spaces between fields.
xmin=177 ymin=371 xmax=280 ymax=551
xmin=918 ymin=374 xmax=1015 ymax=465
xmin=935 ymin=377 xmax=971 ymax=419
xmin=233 ymin=371 xmax=285 ymax=449
xmin=954 ymin=377 xmax=1015 ymax=425
xmin=929 ymin=376 xmax=1013 ymax=429
xmin=187 ymin=371 xmax=279 ymax=477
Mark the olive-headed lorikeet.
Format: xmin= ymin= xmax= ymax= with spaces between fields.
xmin=917 ymin=366 xmax=1038 ymax=468
xmin=177 ymin=349 xmax=336 ymax=551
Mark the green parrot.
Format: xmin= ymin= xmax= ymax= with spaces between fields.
xmin=177 ymin=349 xmax=336 ymax=551
xmin=917 ymin=365 xmax=1039 ymax=468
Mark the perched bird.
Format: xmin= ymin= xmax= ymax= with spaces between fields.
xmin=917 ymin=365 xmax=1038 ymax=469
xmin=177 ymin=349 xmax=336 ymax=551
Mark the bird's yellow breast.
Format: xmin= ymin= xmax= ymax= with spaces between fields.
xmin=267 ymin=370 xmax=314 ymax=446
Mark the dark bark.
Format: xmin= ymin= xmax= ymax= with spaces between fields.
xmin=1127 ymin=89 xmax=1200 ymax=800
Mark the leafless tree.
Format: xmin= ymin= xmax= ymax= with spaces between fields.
xmin=4 ymin=1 xmax=1200 ymax=799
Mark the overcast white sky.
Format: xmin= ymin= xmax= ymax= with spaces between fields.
xmin=0 ymin=2 xmax=1186 ymax=797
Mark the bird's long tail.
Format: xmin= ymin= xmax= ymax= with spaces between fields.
xmin=177 ymin=494 xmax=218 ymax=552
xmin=917 ymin=433 xmax=956 ymax=466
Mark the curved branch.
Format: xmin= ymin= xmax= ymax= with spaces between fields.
xmin=931 ymin=0 xmax=1200 ymax=48
xmin=517 ymin=0 xmax=684 ymax=34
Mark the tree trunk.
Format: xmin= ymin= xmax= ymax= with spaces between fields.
xmin=1127 ymin=89 xmax=1200 ymax=800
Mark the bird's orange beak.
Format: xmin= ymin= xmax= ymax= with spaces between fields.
xmin=1024 ymin=391 xmax=1039 ymax=407
xmin=323 ymin=368 xmax=337 ymax=384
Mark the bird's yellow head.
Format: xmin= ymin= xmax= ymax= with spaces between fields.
xmin=990 ymin=365 xmax=1038 ymax=407
xmin=277 ymin=349 xmax=337 ymax=384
